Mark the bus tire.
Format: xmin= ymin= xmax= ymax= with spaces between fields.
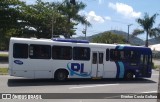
xmin=124 ymin=71 xmax=134 ymax=80
xmin=54 ymin=70 xmax=68 ymax=81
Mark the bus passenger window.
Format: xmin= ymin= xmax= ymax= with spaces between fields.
xmin=106 ymin=49 xmax=109 ymax=61
xmin=124 ymin=50 xmax=130 ymax=60
xmin=120 ymin=51 xmax=124 ymax=60
xmin=130 ymin=51 xmax=139 ymax=66
xmin=99 ymin=53 xmax=103 ymax=64
xmin=92 ymin=53 xmax=97 ymax=64
xmin=110 ymin=49 xmax=114 ymax=61
xmin=110 ymin=49 xmax=120 ymax=61
xmin=29 ymin=45 xmax=51 ymax=59
xmin=52 ymin=46 xmax=72 ymax=60
xmin=13 ymin=43 xmax=28 ymax=58
xmin=144 ymin=55 xmax=148 ymax=65
xmin=73 ymin=47 xmax=90 ymax=61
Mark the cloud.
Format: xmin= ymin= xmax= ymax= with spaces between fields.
xmin=78 ymin=11 xmax=111 ymax=23
xmin=98 ymin=0 xmax=102 ymax=4
xmin=108 ymin=2 xmax=141 ymax=18
xmin=104 ymin=16 xmax=111 ymax=20
xmin=86 ymin=11 xmax=105 ymax=23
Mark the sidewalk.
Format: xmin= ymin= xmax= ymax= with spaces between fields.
xmin=0 ymin=51 xmax=8 ymax=55
xmin=0 ymin=63 xmax=8 ymax=68
xmin=153 ymin=59 xmax=160 ymax=66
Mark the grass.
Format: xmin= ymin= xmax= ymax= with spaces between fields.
xmin=0 ymin=54 xmax=8 ymax=57
xmin=0 ymin=68 xmax=8 ymax=75
xmin=154 ymin=65 xmax=160 ymax=69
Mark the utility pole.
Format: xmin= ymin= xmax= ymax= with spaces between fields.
xmin=157 ymin=10 xmax=160 ymax=102
xmin=84 ymin=24 xmax=87 ymax=39
xmin=127 ymin=24 xmax=132 ymax=43
xmin=51 ymin=14 xmax=54 ymax=39
xmin=82 ymin=24 xmax=87 ymax=39
xmin=158 ymin=69 xmax=160 ymax=102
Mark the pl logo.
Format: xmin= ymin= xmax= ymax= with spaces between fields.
xmin=67 ymin=63 xmax=91 ymax=77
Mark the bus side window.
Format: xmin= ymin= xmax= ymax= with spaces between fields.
xmin=130 ymin=51 xmax=139 ymax=66
xmin=110 ymin=49 xmax=120 ymax=61
xmin=92 ymin=53 xmax=97 ymax=64
xmin=119 ymin=50 xmax=124 ymax=61
xmin=106 ymin=49 xmax=109 ymax=61
xmin=29 ymin=45 xmax=51 ymax=59
xmin=149 ymin=55 xmax=152 ymax=64
xmin=99 ymin=53 xmax=103 ymax=64
xmin=110 ymin=49 xmax=114 ymax=61
xmin=124 ymin=50 xmax=130 ymax=60
xmin=73 ymin=47 xmax=90 ymax=61
xmin=52 ymin=46 xmax=72 ymax=60
xmin=13 ymin=43 xmax=28 ymax=58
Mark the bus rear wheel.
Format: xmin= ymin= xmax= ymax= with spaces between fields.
xmin=124 ymin=71 xmax=134 ymax=80
xmin=55 ymin=70 xmax=67 ymax=81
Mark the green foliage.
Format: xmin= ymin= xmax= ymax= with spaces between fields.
xmin=20 ymin=0 xmax=54 ymax=38
xmin=92 ymin=32 xmax=126 ymax=44
xmin=0 ymin=0 xmax=25 ymax=50
xmin=0 ymin=0 xmax=90 ymax=50
xmin=0 ymin=54 xmax=8 ymax=57
xmin=20 ymin=0 xmax=89 ymax=38
xmin=132 ymin=13 xmax=159 ymax=47
xmin=58 ymin=0 xmax=91 ymax=38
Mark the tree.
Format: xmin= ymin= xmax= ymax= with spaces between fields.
xmin=22 ymin=0 xmax=50 ymax=38
xmin=92 ymin=32 xmax=126 ymax=44
xmin=0 ymin=0 xmax=91 ymax=50
xmin=58 ymin=0 xmax=91 ymax=38
xmin=0 ymin=0 xmax=24 ymax=50
xmin=132 ymin=13 xmax=159 ymax=47
xmin=20 ymin=0 xmax=91 ymax=38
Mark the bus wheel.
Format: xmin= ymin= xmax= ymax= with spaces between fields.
xmin=125 ymin=71 xmax=134 ymax=80
xmin=55 ymin=70 xmax=67 ymax=81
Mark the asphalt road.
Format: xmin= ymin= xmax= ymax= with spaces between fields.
xmin=0 ymin=70 xmax=159 ymax=102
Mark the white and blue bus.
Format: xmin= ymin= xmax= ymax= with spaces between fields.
xmin=9 ymin=37 xmax=152 ymax=81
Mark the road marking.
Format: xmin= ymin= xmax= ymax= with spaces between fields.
xmin=69 ymin=84 xmax=119 ymax=89
xmin=141 ymin=91 xmax=157 ymax=93
xmin=152 ymin=74 xmax=159 ymax=75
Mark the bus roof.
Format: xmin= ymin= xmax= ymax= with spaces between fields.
xmin=52 ymin=38 xmax=89 ymax=43
xmin=10 ymin=37 xmax=150 ymax=50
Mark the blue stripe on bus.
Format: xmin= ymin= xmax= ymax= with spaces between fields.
xmin=118 ymin=46 xmax=124 ymax=50
xmin=52 ymin=38 xmax=89 ymax=43
xmin=118 ymin=62 xmax=124 ymax=78
xmin=115 ymin=46 xmax=125 ymax=78
xmin=118 ymin=46 xmax=125 ymax=78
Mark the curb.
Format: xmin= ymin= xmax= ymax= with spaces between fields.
xmin=0 ymin=73 xmax=8 ymax=75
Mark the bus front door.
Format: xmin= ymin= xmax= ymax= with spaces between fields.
xmin=140 ymin=54 xmax=150 ymax=76
xmin=91 ymin=52 xmax=104 ymax=78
